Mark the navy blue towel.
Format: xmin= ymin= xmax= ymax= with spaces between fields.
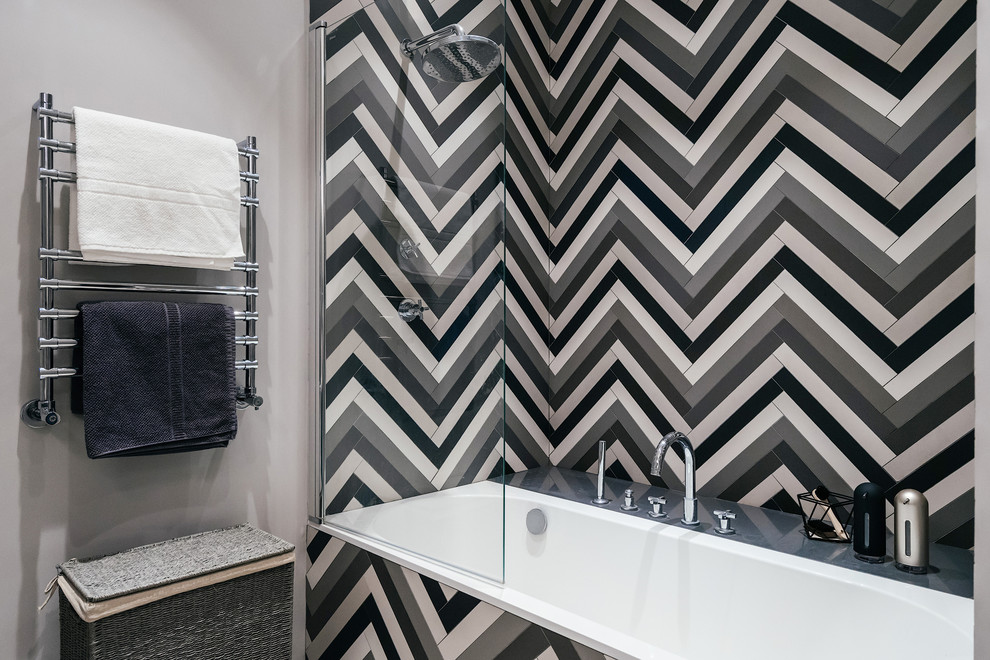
xmin=77 ymin=301 xmax=237 ymax=458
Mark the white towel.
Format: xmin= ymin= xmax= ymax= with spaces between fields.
xmin=71 ymin=107 xmax=245 ymax=270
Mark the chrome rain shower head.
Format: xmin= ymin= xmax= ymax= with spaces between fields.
xmin=400 ymin=24 xmax=501 ymax=83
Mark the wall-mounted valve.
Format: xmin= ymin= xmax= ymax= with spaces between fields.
xmin=21 ymin=399 xmax=60 ymax=428
xmin=398 ymin=299 xmax=428 ymax=322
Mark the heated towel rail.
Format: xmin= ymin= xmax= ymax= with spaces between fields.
xmin=21 ymin=92 xmax=264 ymax=428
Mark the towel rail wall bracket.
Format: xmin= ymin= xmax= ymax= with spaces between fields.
xmin=21 ymin=93 xmax=265 ymax=428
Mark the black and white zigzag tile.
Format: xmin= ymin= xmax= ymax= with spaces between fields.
xmin=316 ymin=0 xmax=975 ymax=548
xmin=528 ymin=0 xmax=976 ymax=548
xmin=305 ymin=528 xmax=614 ymax=659
xmin=318 ymin=0 xmax=530 ymax=517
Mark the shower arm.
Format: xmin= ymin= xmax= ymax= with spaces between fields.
xmin=401 ymin=24 xmax=465 ymax=58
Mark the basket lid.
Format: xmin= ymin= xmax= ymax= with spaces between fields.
xmin=58 ymin=524 xmax=294 ymax=603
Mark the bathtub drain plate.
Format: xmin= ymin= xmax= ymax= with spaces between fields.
xmin=526 ymin=508 xmax=548 ymax=535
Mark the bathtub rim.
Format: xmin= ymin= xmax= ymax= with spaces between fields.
xmin=313 ymin=481 xmax=974 ymax=660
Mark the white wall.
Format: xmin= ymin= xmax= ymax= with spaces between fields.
xmin=0 ymin=2 xmax=312 ymax=658
xmin=977 ymin=1 xmax=989 ymax=655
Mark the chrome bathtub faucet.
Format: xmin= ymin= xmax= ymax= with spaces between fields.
xmin=650 ymin=431 xmax=699 ymax=526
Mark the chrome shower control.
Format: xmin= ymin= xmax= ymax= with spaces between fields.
xmin=398 ymin=298 xmax=428 ymax=322
xmin=399 ymin=238 xmax=421 ymax=260
xmin=713 ymin=509 xmax=736 ymax=535
xmin=648 ymin=496 xmax=667 ymax=518
xmin=621 ymin=488 xmax=638 ymax=511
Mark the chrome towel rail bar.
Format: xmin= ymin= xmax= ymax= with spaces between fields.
xmin=21 ymin=92 xmax=265 ymax=429
xmin=39 ymin=361 xmax=259 ymax=380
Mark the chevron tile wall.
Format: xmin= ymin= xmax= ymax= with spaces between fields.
xmin=535 ymin=0 xmax=976 ymax=548
xmin=319 ymin=0 xmax=526 ymax=517
xmin=305 ymin=528 xmax=614 ymax=660
xmin=316 ymin=0 xmax=975 ymax=548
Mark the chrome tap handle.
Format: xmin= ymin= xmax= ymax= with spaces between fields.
xmin=648 ymin=496 xmax=667 ymax=518
xmin=713 ymin=509 xmax=736 ymax=535
xmin=621 ymin=488 xmax=638 ymax=511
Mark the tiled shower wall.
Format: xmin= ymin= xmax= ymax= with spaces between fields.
xmin=318 ymin=0 xmax=538 ymax=516
xmin=311 ymin=0 xmax=975 ymax=656
xmin=531 ymin=0 xmax=976 ymax=548
xmin=317 ymin=0 xmax=976 ymax=540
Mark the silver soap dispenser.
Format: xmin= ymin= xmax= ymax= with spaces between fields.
xmin=894 ymin=489 xmax=928 ymax=574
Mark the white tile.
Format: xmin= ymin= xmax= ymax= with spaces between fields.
xmin=685 ymin=164 xmax=784 ymax=276
xmin=683 ymin=284 xmax=782 ymax=384
xmin=774 ymin=221 xmax=896 ymax=331
xmin=686 ymin=42 xmax=787 ymax=164
xmin=697 ymin=405 xmax=783 ymax=487
xmin=686 ymin=0 xmax=735 ymax=54
xmin=354 ymin=389 xmax=438 ymax=480
xmin=434 ymin=292 xmax=502 ymax=380
xmin=687 ymin=0 xmax=786 ymax=121
xmin=685 ymin=115 xmax=784 ymax=231
xmin=774 ymin=270 xmax=897 ymax=385
xmin=685 ymin=236 xmax=783 ymax=341
xmin=884 ymin=171 xmax=974 ymax=263
xmin=884 ymin=315 xmax=973 ymax=400
xmin=775 ymin=101 xmax=898 ymax=196
xmin=790 ymin=0 xmax=899 ymax=61
xmin=775 ymin=149 xmax=897 ymax=251
xmin=613 ymin=242 xmax=693 ymax=330
xmin=774 ymin=343 xmax=896 ymax=465
xmin=887 ymin=0 xmax=966 ymax=70
xmin=773 ymin=394 xmax=869 ymax=492
xmin=432 ymin=351 xmax=502 ymax=447
xmin=688 ymin=356 xmax=783 ymax=446
xmin=887 ymin=25 xmax=975 ymax=126
xmin=614 ymin=282 xmax=695 ymax=373
xmin=549 ymin=350 xmax=617 ymax=428
xmin=550 ymin=251 xmax=618 ymax=334
xmin=550 ymin=193 xmax=619 ymax=282
xmin=549 ymin=292 xmax=617 ymax=374
xmin=883 ymin=403 xmax=974 ymax=481
xmin=432 ymin=388 xmax=501 ymax=487
xmin=885 ymin=257 xmax=973 ymax=346
xmin=610 ymin=346 xmax=691 ymax=433
xmin=548 ymin=391 xmax=618 ymax=462
xmin=611 ymin=182 xmax=694 ymax=266
xmin=776 ymin=26 xmax=897 ymax=116
xmin=886 ymin=111 xmax=974 ymax=208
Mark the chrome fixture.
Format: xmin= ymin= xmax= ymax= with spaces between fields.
xmin=648 ymin=496 xmax=667 ymax=519
xmin=526 ymin=508 xmax=548 ymax=535
xmin=399 ymin=238 xmax=421 ymax=260
xmin=398 ymin=298 xmax=428 ymax=322
xmin=21 ymin=93 xmax=264 ymax=428
xmin=592 ymin=439 xmax=609 ymax=505
xmin=400 ymin=24 xmax=501 ymax=83
xmin=713 ymin=509 xmax=736 ymax=535
xmin=621 ymin=488 xmax=638 ymax=512
xmin=650 ymin=431 xmax=699 ymax=526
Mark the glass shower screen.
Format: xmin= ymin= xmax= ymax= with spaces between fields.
xmin=312 ymin=1 xmax=506 ymax=582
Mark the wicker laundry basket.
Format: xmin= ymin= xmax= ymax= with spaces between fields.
xmin=57 ymin=524 xmax=294 ymax=660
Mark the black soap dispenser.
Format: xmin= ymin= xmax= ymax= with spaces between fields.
xmin=853 ymin=483 xmax=886 ymax=563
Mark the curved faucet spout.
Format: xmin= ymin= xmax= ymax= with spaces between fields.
xmin=650 ymin=431 xmax=699 ymax=526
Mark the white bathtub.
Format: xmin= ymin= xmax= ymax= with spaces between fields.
xmin=323 ymin=480 xmax=974 ymax=660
